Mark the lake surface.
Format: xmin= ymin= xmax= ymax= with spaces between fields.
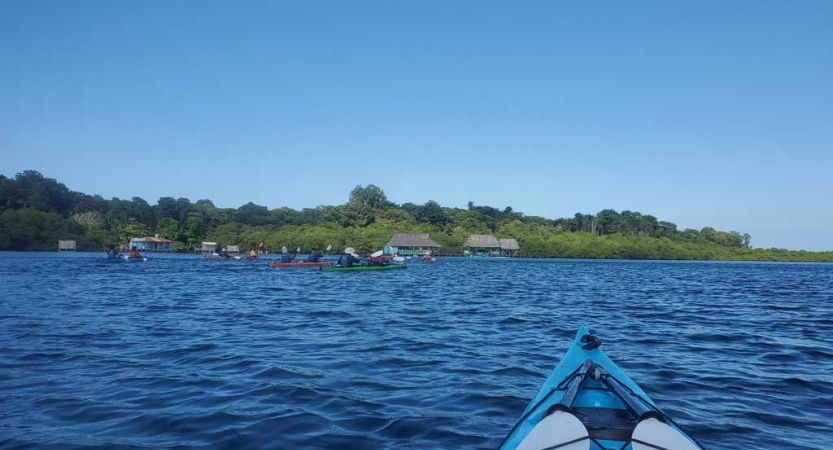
xmin=1 ymin=252 xmax=831 ymax=449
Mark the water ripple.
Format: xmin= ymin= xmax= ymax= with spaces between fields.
xmin=1 ymin=253 xmax=831 ymax=449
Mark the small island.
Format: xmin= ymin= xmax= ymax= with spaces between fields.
xmin=1 ymin=170 xmax=831 ymax=262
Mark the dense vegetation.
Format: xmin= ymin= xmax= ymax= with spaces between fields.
xmin=1 ymin=170 xmax=831 ymax=261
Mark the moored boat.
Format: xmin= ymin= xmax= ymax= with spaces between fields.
xmin=320 ymin=264 xmax=407 ymax=272
xmin=499 ymin=326 xmax=704 ymax=450
xmin=268 ymin=260 xmax=332 ymax=267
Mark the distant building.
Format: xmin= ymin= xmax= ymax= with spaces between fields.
xmin=499 ymin=238 xmax=520 ymax=257
xmin=130 ymin=237 xmax=174 ymax=253
xmin=463 ymin=234 xmax=502 ymax=257
xmin=385 ymin=233 xmax=442 ymax=256
xmin=226 ymin=245 xmax=240 ymax=254
xmin=58 ymin=240 xmax=76 ymax=251
xmin=197 ymin=242 xmax=217 ymax=253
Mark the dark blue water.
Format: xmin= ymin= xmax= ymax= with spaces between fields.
xmin=1 ymin=253 xmax=831 ymax=449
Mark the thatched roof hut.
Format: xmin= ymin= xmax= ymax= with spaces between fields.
xmin=387 ymin=233 xmax=442 ymax=248
xmin=499 ymin=238 xmax=519 ymax=250
xmin=499 ymin=238 xmax=520 ymax=257
xmin=386 ymin=233 xmax=442 ymax=256
xmin=463 ymin=234 xmax=501 ymax=249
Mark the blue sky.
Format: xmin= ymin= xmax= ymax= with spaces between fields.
xmin=2 ymin=1 xmax=831 ymax=250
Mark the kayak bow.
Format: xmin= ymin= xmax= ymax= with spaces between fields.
xmin=499 ymin=326 xmax=704 ymax=450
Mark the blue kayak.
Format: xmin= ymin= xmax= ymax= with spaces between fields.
xmin=499 ymin=326 xmax=705 ymax=450
xmin=98 ymin=257 xmax=149 ymax=263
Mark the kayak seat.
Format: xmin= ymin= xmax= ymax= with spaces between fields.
xmin=572 ymin=407 xmax=638 ymax=442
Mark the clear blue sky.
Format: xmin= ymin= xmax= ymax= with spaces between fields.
xmin=2 ymin=1 xmax=831 ymax=250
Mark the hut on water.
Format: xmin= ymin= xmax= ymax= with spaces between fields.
xmin=499 ymin=238 xmax=520 ymax=257
xmin=463 ymin=234 xmax=502 ymax=257
xmin=58 ymin=240 xmax=76 ymax=251
xmin=130 ymin=236 xmax=174 ymax=253
xmin=196 ymin=242 xmax=217 ymax=253
xmin=385 ymin=233 xmax=442 ymax=256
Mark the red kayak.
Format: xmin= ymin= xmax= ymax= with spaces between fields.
xmin=267 ymin=261 xmax=332 ymax=267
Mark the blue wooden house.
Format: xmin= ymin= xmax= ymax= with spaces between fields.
xmin=129 ymin=236 xmax=174 ymax=253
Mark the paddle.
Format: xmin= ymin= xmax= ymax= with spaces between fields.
xmin=316 ymin=245 xmax=331 ymax=260
xmin=515 ymin=411 xmax=589 ymax=450
xmin=632 ymin=418 xmax=701 ymax=450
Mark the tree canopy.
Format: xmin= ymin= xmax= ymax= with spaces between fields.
xmin=0 ymin=170 xmax=830 ymax=262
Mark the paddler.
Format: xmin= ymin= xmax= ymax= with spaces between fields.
xmin=337 ymin=247 xmax=360 ymax=267
xmin=128 ymin=246 xmax=142 ymax=259
xmin=279 ymin=250 xmax=295 ymax=263
xmin=306 ymin=249 xmax=323 ymax=262
xmin=368 ymin=250 xmax=388 ymax=266
xmin=249 ymin=248 xmax=257 ymax=258
xmin=106 ymin=244 xmax=120 ymax=259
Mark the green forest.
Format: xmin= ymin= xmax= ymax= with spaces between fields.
xmin=1 ymin=170 xmax=831 ymax=262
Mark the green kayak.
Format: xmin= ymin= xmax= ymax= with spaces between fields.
xmin=321 ymin=264 xmax=407 ymax=272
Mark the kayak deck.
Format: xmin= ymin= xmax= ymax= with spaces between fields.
xmin=499 ymin=326 xmax=704 ymax=450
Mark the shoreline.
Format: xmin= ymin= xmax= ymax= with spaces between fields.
xmin=7 ymin=249 xmax=832 ymax=263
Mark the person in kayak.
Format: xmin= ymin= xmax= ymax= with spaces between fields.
xmin=106 ymin=244 xmax=120 ymax=259
xmin=257 ymin=241 xmax=265 ymax=254
xmin=218 ymin=247 xmax=231 ymax=259
xmin=249 ymin=248 xmax=257 ymax=258
xmin=369 ymin=256 xmax=389 ymax=266
xmin=367 ymin=252 xmax=389 ymax=266
xmin=279 ymin=250 xmax=297 ymax=263
xmin=337 ymin=253 xmax=360 ymax=267
xmin=128 ymin=246 xmax=142 ymax=259
xmin=306 ymin=249 xmax=323 ymax=262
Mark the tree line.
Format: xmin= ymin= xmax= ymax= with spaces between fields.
xmin=1 ymin=170 xmax=831 ymax=262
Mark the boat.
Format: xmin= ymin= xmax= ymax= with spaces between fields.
xmin=320 ymin=264 xmax=407 ymax=272
xmin=268 ymin=260 xmax=332 ymax=267
xmin=499 ymin=326 xmax=704 ymax=450
xmin=98 ymin=257 xmax=149 ymax=263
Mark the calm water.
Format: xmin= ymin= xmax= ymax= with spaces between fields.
xmin=1 ymin=252 xmax=831 ymax=449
